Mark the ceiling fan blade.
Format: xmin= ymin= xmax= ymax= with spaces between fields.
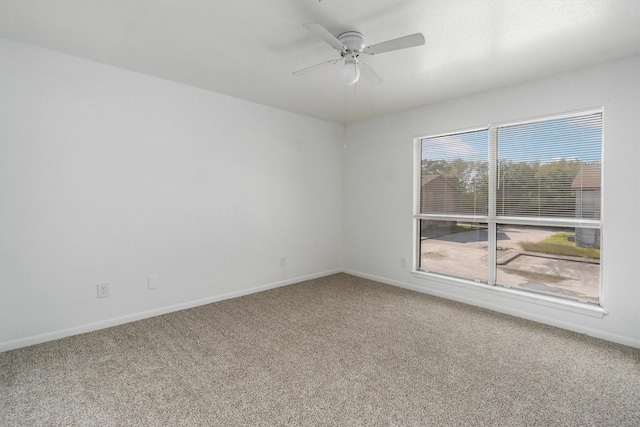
xmin=303 ymin=22 xmax=346 ymax=53
xmin=359 ymin=62 xmax=383 ymax=84
xmin=364 ymin=33 xmax=425 ymax=55
xmin=293 ymin=58 xmax=341 ymax=77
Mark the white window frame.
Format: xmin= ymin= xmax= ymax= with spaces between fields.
xmin=413 ymin=108 xmax=605 ymax=314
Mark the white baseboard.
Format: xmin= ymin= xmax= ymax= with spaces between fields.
xmin=0 ymin=269 xmax=341 ymax=353
xmin=343 ymin=269 xmax=640 ymax=349
xmin=4 ymin=268 xmax=637 ymax=352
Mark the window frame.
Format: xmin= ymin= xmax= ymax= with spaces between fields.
xmin=413 ymin=108 xmax=604 ymax=308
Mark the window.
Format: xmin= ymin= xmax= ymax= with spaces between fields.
xmin=415 ymin=110 xmax=602 ymax=304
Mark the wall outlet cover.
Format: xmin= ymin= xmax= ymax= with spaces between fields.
xmin=148 ymin=275 xmax=159 ymax=290
xmin=97 ymin=282 xmax=110 ymax=298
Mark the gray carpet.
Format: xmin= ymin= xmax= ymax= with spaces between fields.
xmin=1 ymin=273 xmax=639 ymax=426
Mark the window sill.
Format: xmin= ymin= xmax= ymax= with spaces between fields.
xmin=411 ymin=270 xmax=607 ymax=319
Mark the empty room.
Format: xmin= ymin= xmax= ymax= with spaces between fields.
xmin=1 ymin=0 xmax=639 ymax=425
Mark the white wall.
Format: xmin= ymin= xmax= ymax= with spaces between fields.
xmin=0 ymin=38 xmax=344 ymax=351
xmin=2 ymin=36 xmax=638 ymax=352
xmin=343 ymin=56 xmax=640 ymax=348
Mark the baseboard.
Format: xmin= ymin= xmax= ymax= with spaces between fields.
xmin=5 ymin=268 xmax=637 ymax=352
xmin=342 ymin=269 xmax=640 ymax=349
xmin=0 ymin=269 xmax=342 ymax=353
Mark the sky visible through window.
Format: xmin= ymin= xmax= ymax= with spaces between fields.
xmin=421 ymin=129 xmax=487 ymax=162
xmin=422 ymin=114 xmax=602 ymax=164
xmin=498 ymin=115 xmax=601 ymax=164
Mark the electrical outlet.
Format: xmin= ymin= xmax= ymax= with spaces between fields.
xmin=97 ymin=282 xmax=110 ymax=298
xmin=148 ymin=275 xmax=158 ymax=290
xmin=280 ymin=256 xmax=287 ymax=267
xmin=400 ymin=257 xmax=407 ymax=269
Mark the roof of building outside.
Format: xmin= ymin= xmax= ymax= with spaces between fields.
xmin=421 ymin=174 xmax=442 ymax=185
xmin=571 ymin=165 xmax=601 ymax=189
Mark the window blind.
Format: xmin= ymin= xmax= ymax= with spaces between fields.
xmin=496 ymin=112 xmax=602 ymax=219
xmin=420 ymin=128 xmax=489 ymax=216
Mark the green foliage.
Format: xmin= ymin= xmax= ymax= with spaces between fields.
xmin=520 ymin=232 xmax=600 ymax=259
xmin=423 ymin=157 xmax=600 ymax=218
xmin=422 ymin=159 xmax=489 ymax=215
xmin=497 ymin=159 xmax=584 ymax=217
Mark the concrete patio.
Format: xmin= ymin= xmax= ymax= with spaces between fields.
xmin=420 ymin=226 xmax=600 ymax=303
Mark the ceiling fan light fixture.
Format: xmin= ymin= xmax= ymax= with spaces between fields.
xmin=341 ymin=55 xmax=360 ymax=85
xmin=295 ymin=23 xmax=425 ymax=85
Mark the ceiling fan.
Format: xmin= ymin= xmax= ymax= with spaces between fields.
xmin=293 ymin=23 xmax=425 ymax=85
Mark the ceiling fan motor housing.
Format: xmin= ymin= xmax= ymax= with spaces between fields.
xmin=338 ymin=31 xmax=366 ymax=55
xmin=294 ymin=23 xmax=424 ymax=82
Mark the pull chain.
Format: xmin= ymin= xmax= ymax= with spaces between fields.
xmin=343 ymin=84 xmax=348 ymax=149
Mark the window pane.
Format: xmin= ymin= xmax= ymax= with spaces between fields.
xmin=420 ymin=129 xmax=489 ymax=216
xmin=497 ymin=113 xmax=602 ymax=219
xmin=415 ymin=111 xmax=602 ymax=305
xmin=419 ymin=220 xmax=488 ymax=282
xmin=495 ymin=225 xmax=600 ymax=303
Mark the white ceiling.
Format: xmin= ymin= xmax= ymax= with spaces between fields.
xmin=1 ymin=0 xmax=639 ymax=124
